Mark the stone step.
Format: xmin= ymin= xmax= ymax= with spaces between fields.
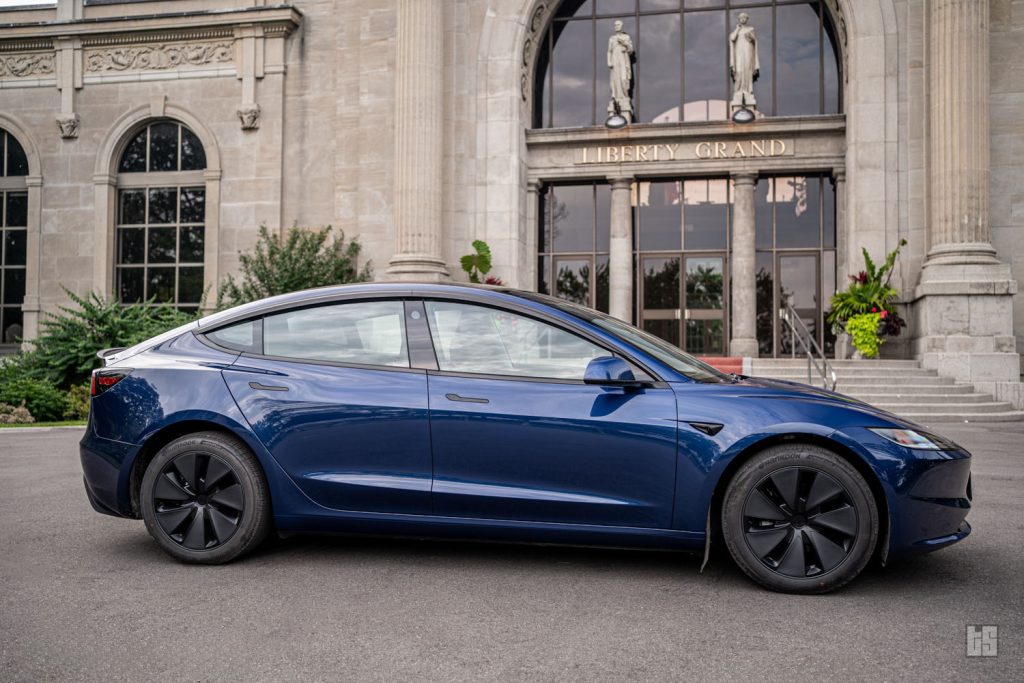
xmin=900 ymin=411 xmax=1024 ymax=423
xmin=758 ymin=368 xmax=941 ymax=378
xmin=836 ymin=383 xmax=976 ymax=395
xmin=751 ymin=359 xmax=921 ymax=369
xmin=867 ymin=401 xmax=1015 ymax=414
xmin=846 ymin=392 xmax=993 ymax=404
xmin=756 ymin=375 xmax=956 ymax=386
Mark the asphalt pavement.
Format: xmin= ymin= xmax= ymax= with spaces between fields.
xmin=1 ymin=423 xmax=1022 ymax=682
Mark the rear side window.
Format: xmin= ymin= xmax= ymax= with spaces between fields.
xmin=263 ymin=300 xmax=409 ymax=368
xmin=206 ymin=320 xmax=260 ymax=354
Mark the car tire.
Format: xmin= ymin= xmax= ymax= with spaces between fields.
xmin=721 ymin=444 xmax=878 ymax=594
xmin=140 ymin=431 xmax=271 ymax=564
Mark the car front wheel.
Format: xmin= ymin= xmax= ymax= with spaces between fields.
xmin=722 ymin=444 xmax=878 ymax=594
xmin=140 ymin=431 xmax=271 ymax=564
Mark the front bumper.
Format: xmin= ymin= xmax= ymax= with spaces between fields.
xmin=836 ymin=427 xmax=973 ymax=557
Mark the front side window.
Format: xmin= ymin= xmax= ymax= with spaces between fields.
xmin=424 ymin=301 xmax=604 ymax=380
xmin=263 ymin=301 xmax=409 ymax=368
xmin=116 ymin=121 xmax=206 ymax=312
xmin=1 ymin=129 xmax=28 ymax=345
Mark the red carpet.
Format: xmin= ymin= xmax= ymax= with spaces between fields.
xmin=698 ymin=356 xmax=743 ymax=374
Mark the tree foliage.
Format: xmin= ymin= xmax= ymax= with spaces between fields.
xmin=32 ymin=289 xmax=195 ymax=388
xmin=218 ymin=225 xmax=371 ymax=308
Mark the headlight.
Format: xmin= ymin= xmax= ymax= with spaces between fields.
xmin=868 ymin=428 xmax=959 ymax=450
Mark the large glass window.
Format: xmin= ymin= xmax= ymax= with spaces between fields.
xmin=263 ymin=301 xmax=409 ymax=367
xmin=533 ymin=0 xmax=840 ymax=127
xmin=425 ymin=300 xmax=605 ymax=380
xmin=1 ymin=129 xmax=28 ymax=345
xmin=116 ymin=121 xmax=206 ymax=312
xmin=753 ymin=174 xmax=836 ymax=356
xmin=538 ymin=182 xmax=614 ymax=314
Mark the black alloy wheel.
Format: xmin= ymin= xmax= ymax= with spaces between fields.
xmin=140 ymin=432 xmax=271 ymax=564
xmin=741 ymin=467 xmax=857 ymax=579
xmin=721 ymin=444 xmax=878 ymax=594
xmin=153 ymin=452 xmax=244 ymax=550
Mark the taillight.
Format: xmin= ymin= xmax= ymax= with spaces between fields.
xmin=91 ymin=369 xmax=132 ymax=397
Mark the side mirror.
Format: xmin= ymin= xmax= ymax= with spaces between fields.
xmin=584 ymin=356 xmax=643 ymax=387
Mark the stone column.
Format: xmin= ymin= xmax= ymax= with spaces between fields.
xmin=385 ymin=0 xmax=449 ymax=280
xmin=914 ymin=0 xmax=1020 ymax=394
xmin=607 ymin=177 xmax=634 ymax=323
xmin=729 ymin=173 xmax=758 ymax=357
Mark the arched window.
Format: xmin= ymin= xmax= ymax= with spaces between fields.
xmin=1 ymin=129 xmax=28 ymax=345
xmin=116 ymin=121 xmax=207 ymax=312
xmin=533 ymin=0 xmax=841 ymax=128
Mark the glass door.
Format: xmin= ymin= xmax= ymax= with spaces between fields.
xmin=641 ymin=253 xmax=727 ymax=355
xmin=776 ymin=252 xmax=821 ymax=355
xmin=683 ymin=255 xmax=726 ymax=356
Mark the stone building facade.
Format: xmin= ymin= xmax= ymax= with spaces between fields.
xmin=0 ymin=0 xmax=1022 ymax=401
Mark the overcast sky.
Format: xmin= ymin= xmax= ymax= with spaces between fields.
xmin=0 ymin=1 xmax=55 ymax=8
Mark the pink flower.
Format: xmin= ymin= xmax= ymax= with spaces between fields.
xmin=880 ymin=310 xmax=888 ymax=319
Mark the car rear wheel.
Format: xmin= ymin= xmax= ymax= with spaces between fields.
xmin=140 ymin=431 xmax=271 ymax=564
xmin=722 ymin=444 xmax=878 ymax=594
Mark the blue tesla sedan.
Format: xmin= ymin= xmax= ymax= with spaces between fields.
xmin=80 ymin=283 xmax=972 ymax=593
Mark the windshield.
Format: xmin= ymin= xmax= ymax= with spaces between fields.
xmin=516 ymin=292 xmax=733 ymax=383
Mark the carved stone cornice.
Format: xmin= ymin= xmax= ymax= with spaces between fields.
xmin=0 ymin=5 xmax=301 ymax=43
xmin=0 ymin=51 xmax=55 ymax=79
xmin=80 ymin=29 xmax=235 ymax=48
xmin=0 ymin=40 xmax=54 ymax=52
xmin=85 ymin=41 xmax=233 ymax=73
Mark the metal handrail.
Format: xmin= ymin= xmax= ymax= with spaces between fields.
xmin=779 ymin=304 xmax=838 ymax=391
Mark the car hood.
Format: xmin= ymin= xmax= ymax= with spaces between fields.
xmin=729 ymin=375 xmax=920 ymax=429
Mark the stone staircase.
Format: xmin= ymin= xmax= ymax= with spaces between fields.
xmin=747 ymin=358 xmax=1024 ymax=423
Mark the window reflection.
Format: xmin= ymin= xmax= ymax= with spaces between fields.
xmin=1 ymin=129 xmax=28 ymax=345
xmin=115 ymin=120 xmax=207 ymax=309
xmin=534 ymin=0 xmax=839 ymax=128
xmin=775 ymin=4 xmax=821 ymax=116
xmin=539 ymin=182 xmax=617 ymax=314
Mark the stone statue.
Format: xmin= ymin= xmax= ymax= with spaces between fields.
xmin=607 ymin=20 xmax=634 ymax=122
xmin=729 ymin=12 xmax=760 ymax=114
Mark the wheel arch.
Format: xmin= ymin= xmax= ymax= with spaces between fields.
xmin=705 ymin=432 xmax=890 ymax=565
xmin=128 ymin=419 xmax=265 ymax=518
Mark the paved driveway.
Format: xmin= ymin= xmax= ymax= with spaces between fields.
xmin=1 ymin=424 xmax=1022 ymax=681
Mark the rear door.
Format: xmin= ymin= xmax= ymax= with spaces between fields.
xmin=215 ymin=299 xmax=433 ymax=515
xmin=419 ymin=299 xmax=678 ymax=529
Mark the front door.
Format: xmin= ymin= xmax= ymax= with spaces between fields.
xmin=641 ymin=254 xmax=727 ymax=356
xmin=421 ymin=299 xmax=678 ymax=529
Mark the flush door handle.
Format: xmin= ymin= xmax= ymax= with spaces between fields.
xmin=445 ymin=393 xmax=489 ymax=404
xmin=249 ymin=381 xmax=289 ymax=392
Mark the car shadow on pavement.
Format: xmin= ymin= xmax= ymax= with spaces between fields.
xmin=106 ymin=525 xmax=975 ymax=597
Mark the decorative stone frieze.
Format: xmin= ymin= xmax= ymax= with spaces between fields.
xmin=84 ymin=41 xmax=233 ymax=73
xmin=520 ymin=2 xmax=550 ymax=101
xmin=0 ymin=52 xmax=55 ymax=79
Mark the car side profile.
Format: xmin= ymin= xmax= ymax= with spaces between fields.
xmin=80 ymin=283 xmax=972 ymax=593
